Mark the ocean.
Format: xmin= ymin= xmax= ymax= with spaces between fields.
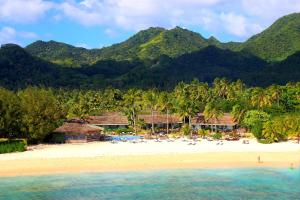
xmin=0 ymin=168 xmax=299 ymax=200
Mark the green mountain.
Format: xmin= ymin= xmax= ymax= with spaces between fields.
xmin=0 ymin=44 xmax=141 ymax=89
xmin=25 ymin=13 xmax=300 ymax=63
xmin=25 ymin=40 xmax=101 ymax=66
xmin=1 ymin=43 xmax=300 ymax=90
xmin=242 ymin=13 xmax=300 ymax=61
xmin=0 ymin=44 xmax=61 ymax=89
xmin=115 ymin=46 xmax=268 ymax=88
xmin=2 ymin=13 xmax=300 ymax=90
xmin=26 ymin=27 xmax=216 ymax=63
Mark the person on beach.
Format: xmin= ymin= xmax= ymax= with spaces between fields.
xmin=257 ymin=155 xmax=261 ymax=163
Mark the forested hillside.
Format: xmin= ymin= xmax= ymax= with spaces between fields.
xmin=0 ymin=13 xmax=300 ymax=90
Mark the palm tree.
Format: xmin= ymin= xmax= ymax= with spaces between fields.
xmin=231 ymin=104 xmax=247 ymax=124
xmin=158 ymin=91 xmax=174 ymax=135
xmin=203 ymin=102 xmax=224 ymax=133
xmin=267 ymin=85 xmax=281 ymax=107
xmin=228 ymin=79 xmax=245 ymax=101
xmin=174 ymin=82 xmax=189 ymax=134
xmin=143 ymin=89 xmax=160 ymax=136
xmin=123 ymin=89 xmax=143 ymax=134
xmin=250 ymin=88 xmax=272 ymax=109
xmin=173 ymin=80 xmax=209 ymax=138
xmin=213 ymin=78 xmax=231 ymax=99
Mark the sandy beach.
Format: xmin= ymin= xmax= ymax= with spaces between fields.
xmin=0 ymin=139 xmax=300 ymax=177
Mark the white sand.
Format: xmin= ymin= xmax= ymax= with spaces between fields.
xmin=1 ymin=139 xmax=299 ymax=161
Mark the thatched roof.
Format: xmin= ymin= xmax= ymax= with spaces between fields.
xmin=138 ymin=114 xmax=182 ymax=124
xmin=192 ymin=113 xmax=237 ymax=126
xmin=54 ymin=123 xmax=102 ymax=134
xmin=86 ymin=112 xmax=128 ymax=125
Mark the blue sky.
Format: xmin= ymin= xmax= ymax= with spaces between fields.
xmin=0 ymin=0 xmax=299 ymax=49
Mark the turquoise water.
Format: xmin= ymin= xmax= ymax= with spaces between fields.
xmin=0 ymin=168 xmax=299 ymax=200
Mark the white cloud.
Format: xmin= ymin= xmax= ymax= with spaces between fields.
xmin=0 ymin=27 xmax=38 ymax=45
xmin=220 ymin=12 xmax=263 ymax=37
xmin=56 ymin=0 xmax=272 ymax=39
xmin=58 ymin=0 xmax=223 ymax=30
xmin=242 ymin=0 xmax=300 ymax=19
xmin=0 ymin=27 xmax=17 ymax=44
xmin=19 ymin=31 xmax=39 ymax=39
xmin=1 ymin=0 xmax=300 ymax=43
xmin=0 ymin=0 xmax=53 ymax=23
xmin=105 ymin=28 xmax=118 ymax=37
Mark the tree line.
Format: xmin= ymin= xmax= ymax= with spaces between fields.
xmin=0 ymin=78 xmax=299 ymax=143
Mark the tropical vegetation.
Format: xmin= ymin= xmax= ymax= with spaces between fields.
xmin=0 ymin=79 xmax=299 ymax=144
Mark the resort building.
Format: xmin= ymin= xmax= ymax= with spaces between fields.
xmin=138 ymin=113 xmax=182 ymax=129
xmin=53 ymin=122 xmax=103 ymax=143
xmin=86 ymin=112 xmax=129 ymax=129
xmin=191 ymin=113 xmax=238 ymax=132
xmin=86 ymin=112 xmax=182 ymax=131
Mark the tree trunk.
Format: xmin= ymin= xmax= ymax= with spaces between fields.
xmin=166 ymin=109 xmax=169 ymax=135
xmin=189 ymin=115 xmax=192 ymax=139
xmin=151 ymin=109 xmax=155 ymax=135
xmin=133 ymin=109 xmax=137 ymax=135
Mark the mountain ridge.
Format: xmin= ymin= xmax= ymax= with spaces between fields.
xmin=1 ymin=13 xmax=300 ymax=90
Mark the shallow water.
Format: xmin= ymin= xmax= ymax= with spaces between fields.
xmin=0 ymin=168 xmax=299 ymax=200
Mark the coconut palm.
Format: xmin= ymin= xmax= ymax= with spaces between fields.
xmin=123 ymin=89 xmax=143 ymax=134
xmin=267 ymin=84 xmax=282 ymax=107
xmin=250 ymin=87 xmax=272 ymax=109
xmin=203 ymin=101 xmax=224 ymax=133
xmin=143 ymin=89 xmax=159 ymax=136
xmin=173 ymin=82 xmax=198 ymax=138
xmin=158 ymin=91 xmax=174 ymax=135
xmin=231 ymin=104 xmax=247 ymax=124
xmin=213 ymin=78 xmax=231 ymax=99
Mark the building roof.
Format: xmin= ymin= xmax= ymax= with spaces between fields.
xmin=86 ymin=112 xmax=129 ymax=125
xmin=54 ymin=123 xmax=102 ymax=134
xmin=84 ymin=112 xmax=182 ymax=126
xmin=138 ymin=113 xmax=182 ymax=124
xmin=192 ymin=113 xmax=237 ymax=126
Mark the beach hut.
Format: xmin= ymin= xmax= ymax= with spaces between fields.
xmin=138 ymin=112 xmax=182 ymax=129
xmin=86 ymin=112 xmax=129 ymax=129
xmin=191 ymin=113 xmax=238 ymax=132
xmin=53 ymin=122 xmax=103 ymax=143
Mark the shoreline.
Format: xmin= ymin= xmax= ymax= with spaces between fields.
xmin=1 ymin=151 xmax=299 ymax=177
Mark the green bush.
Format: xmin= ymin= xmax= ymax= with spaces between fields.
xmin=0 ymin=139 xmax=27 ymax=154
xmin=212 ymin=132 xmax=222 ymax=140
xmin=243 ymin=110 xmax=270 ymax=139
xmin=257 ymin=139 xmax=273 ymax=144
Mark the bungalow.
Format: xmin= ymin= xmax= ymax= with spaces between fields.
xmin=192 ymin=113 xmax=238 ymax=132
xmin=86 ymin=112 xmax=129 ymax=129
xmin=86 ymin=112 xmax=182 ymax=130
xmin=138 ymin=112 xmax=182 ymax=129
xmin=53 ymin=122 xmax=103 ymax=143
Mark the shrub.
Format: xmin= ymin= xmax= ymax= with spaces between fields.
xmin=212 ymin=132 xmax=222 ymax=140
xmin=243 ymin=110 xmax=270 ymax=139
xmin=257 ymin=139 xmax=273 ymax=144
xmin=0 ymin=139 xmax=27 ymax=154
xmin=181 ymin=124 xmax=191 ymax=136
